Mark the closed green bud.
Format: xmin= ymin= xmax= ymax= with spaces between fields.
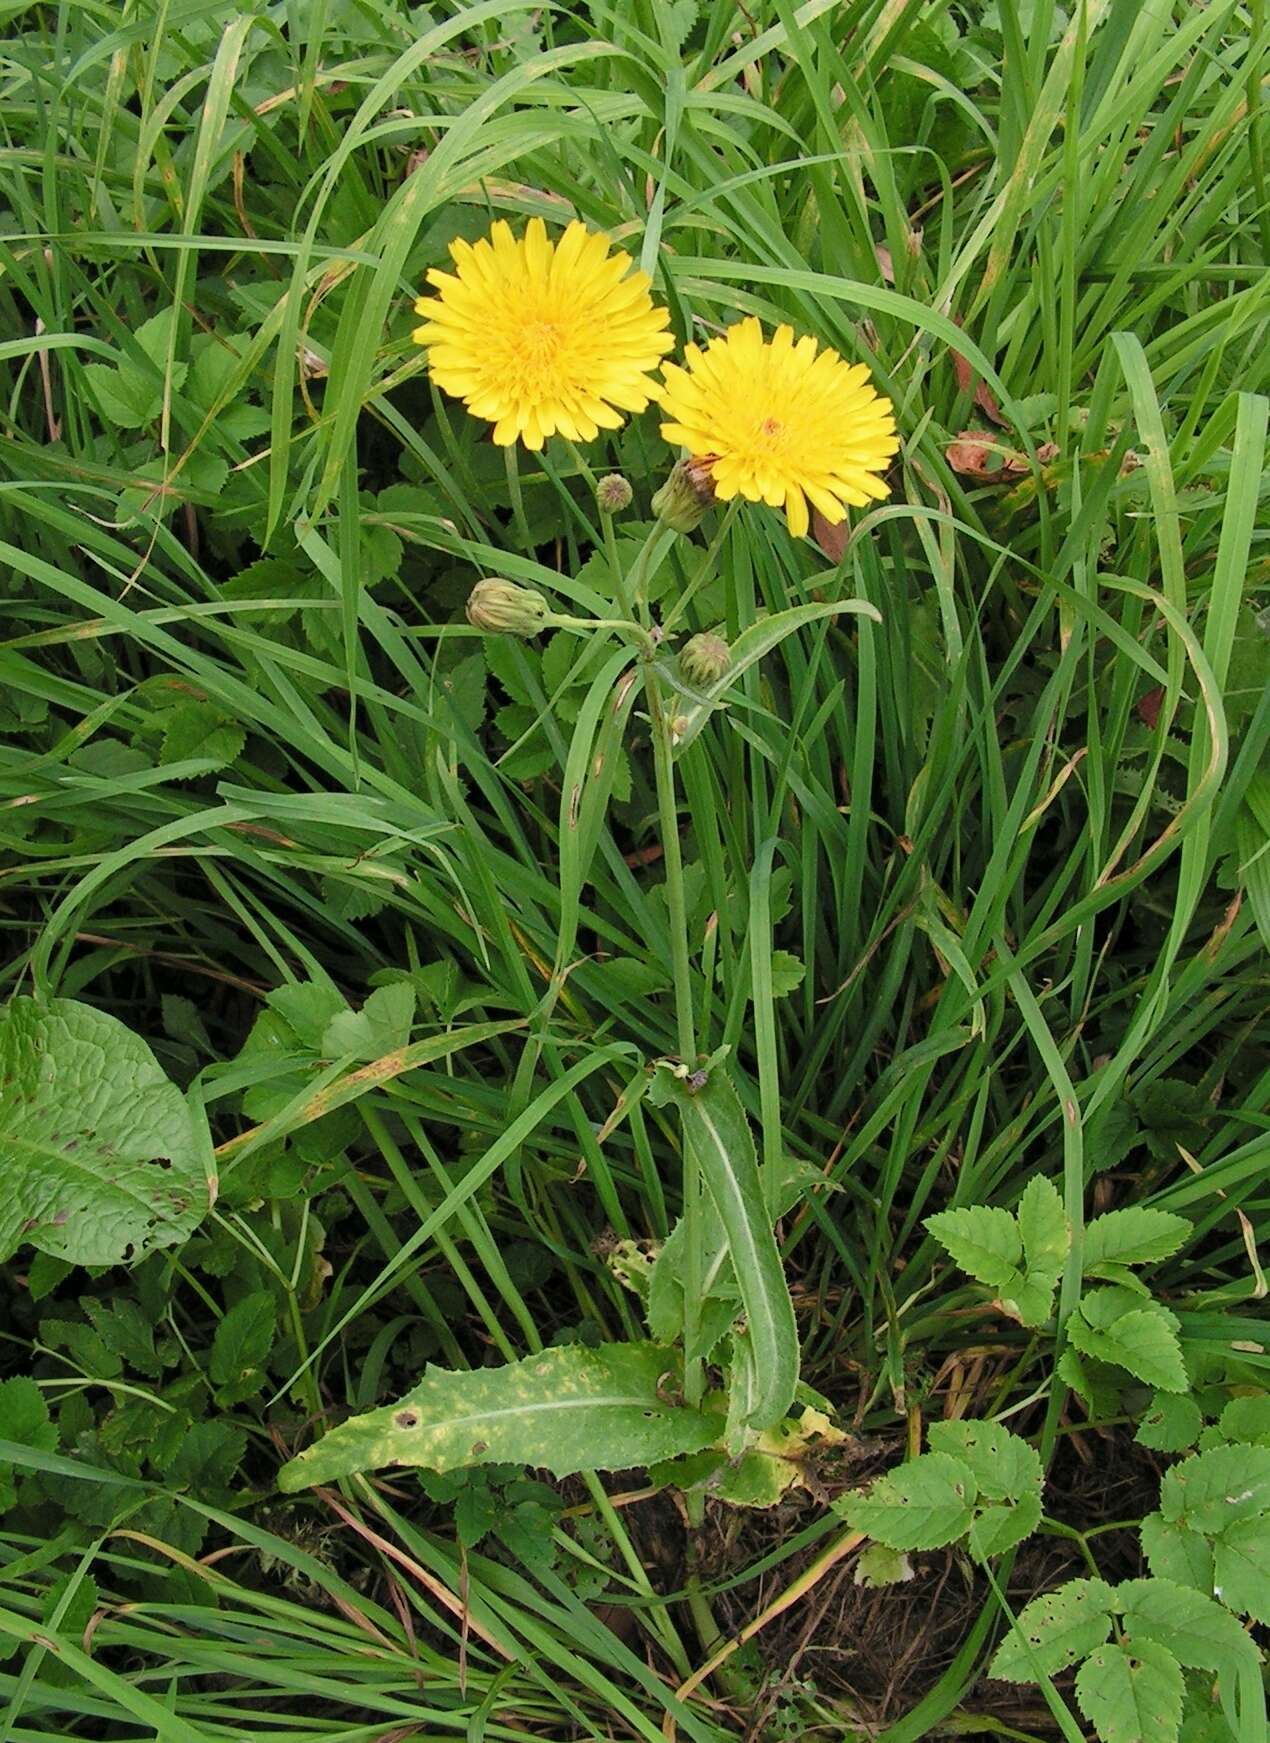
xmin=652 ymin=456 xmax=716 ymax=534
xmin=596 ymin=473 xmax=633 ymax=515
xmin=466 ymin=578 xmax=550 ymax=637
xmin=680 ymin=631 xmax=731 ymax=687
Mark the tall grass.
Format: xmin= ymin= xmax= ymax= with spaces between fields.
xmin=1 ymin=0 xmax=1266 ymax=1737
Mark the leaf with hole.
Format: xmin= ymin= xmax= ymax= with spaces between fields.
xmin=1117 ymin=1578 xmax=1259 ymax=1677
xmin=1160 ymin=1444 xmax=1270 ymax=1536
xmin=989 ymin=1579 xmax=1115 ymax=1681
xmin=928 ymin=1418 xmax=1042 ymax=1503
xmin=277 ymin=1342 xmax=724 ymax=1489
xmin=1075 ymin=1638 xmax=1184 ymax=1743
xmin=1140 ymin=1513 xmax=1214 ymax=1594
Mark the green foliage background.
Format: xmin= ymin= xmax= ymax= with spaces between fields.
xmin=0 ymin=0 xmax=1266 ymax=1737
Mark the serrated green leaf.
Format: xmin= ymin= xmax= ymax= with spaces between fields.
xmin=83 ymin=361 xmax=161 ymax=428
xmin=1212 ymin=1519 xmax=1270 ymax=1623
xmin=1075 ymin=1638 xmax=1184 ymax=1743
xmin=997 ymin=1270 xmax=1057 ymax=1327
xmin=1017 ymin=1174 xmax=1069 ymax=1285
xmin=767 ymin=951 xmax=805 ymax=998
xmin=264 ymin=982 xmax=348 ymax=1050
xmin=1068 ymin=1295 xmax=1187 ymax=1392
xmin=210 ymin=1291 xmax=275 ymax=1395
xmin=159 ymin=702 xmax=245 ymax=771
xmin=278 ymin=1343 xmax=724 ymax=1489
xmin=844 ymin=1451 xmax=977 ymax=1550
xmin=1161 ymin=1445 xmax=1270 ymax=1536
xmin=970 ymin=1490 xmax=1043 ymax=1559
xmin=1084 ymin=1207 xmax=1192 ymax=1270
xmin=1217 ymin=1396 xmax=1270 ymax=1447
xmin=928 ymin=1419 xmax=1043 ymax=1503
xmin=0 ymin=996 xmax=209 ymax=1266
xmin=0 ymin=1376 xmax=57 ymax=1511
xmin=925 ymin=1205 xmax=1022 ymax=1288
xmin=1057 ymin=1347 xmax=1122 ymax=1419
xmin=990 ymin=1578 xmax=1115 ymax=1681
xmin=1140 ymin=1512 xmax=1214 ymax=1594
xmin=80 ymin=1297 xmax=162 ymax=1379
xmin=322 ymin=983 xmax=416 ymax=1061
xmin=1117 ymin=1578 xmax=1259 ymax=1676
xmin=1136 ymin=1392 xmax=1203 ymax=1453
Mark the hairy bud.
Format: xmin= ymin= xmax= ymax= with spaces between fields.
xmin=596 ymin=473 xmax=633 ymax=515
xmin=652 ymin=455 xmax=716 ymax=534
xmin=466 ymin=578 xmax=550 ymax=638
xmin=680 ymin=631 xmax=731 ymax=687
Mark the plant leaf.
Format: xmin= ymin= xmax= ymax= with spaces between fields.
xmin=1161 ymin=1445 xmax=1270 ymax=1536
xmin=1140 ymin=1512 xmax=1215 ymax=1594
xmin=1212 ymin=1519 xmax=1270 ymax=1624
xmin=843 ymin=1451 xmax=977 ymax=1551
xmin=0 ymin=996 xmax=210 ymax=1266
xmin=1068 ymin=1295 xmax=1187 ymax=1392
xmin=1075 ymin=1638 xmax=1184 ymax=1743
xmin=1136 ymin=1392 xmax=1203 ymax=1453
xmin=989 ymin=1578 xmax=1116 ymax=1681
xmin=1117 ymin=1578 xmax=1259 ymax=1677
xmin=970 ymin=1490 xmax=1043 ymax=1559
xmin=1017 ymin=1174 xmax=1069 ymax=1285
xmin=277 ymin=1342 xmax=724 ymax=1489
xmin=925 ymin=1205 xmax=1023 ymax=1288
xmin=651 ymin=1060 xmax=799 ymax=1430
xmin=1083 ymin=1207 xmax=1192 ymax=1271
xmin=928 ymin=1418 xmax=1043 ymax=1503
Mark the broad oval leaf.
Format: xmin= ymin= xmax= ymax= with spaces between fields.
xmin=277 ymin=1342 xmax=724 ymax=1490
xmin=0 ymin=996 xmax=210 ymax=1266
xmin=1140 ymin=1512 xmax=1214 ymax=1594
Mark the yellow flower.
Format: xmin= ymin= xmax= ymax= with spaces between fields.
xmin=412 ymin=217 xmax=674 ymax=451
xmin=657 ymin=316 xmax=899 ymax=540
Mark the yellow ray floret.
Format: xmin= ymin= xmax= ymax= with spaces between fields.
xmin=657 ymin=316 xmax=899 ymax=539
xmin=412 ymin=217 xmax=674 ymax=452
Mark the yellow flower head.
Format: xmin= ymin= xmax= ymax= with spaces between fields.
xmin=657 ymin=316 xmax=899 ymax=539
xmin=412 ymin=217 xmax=674 ymax=452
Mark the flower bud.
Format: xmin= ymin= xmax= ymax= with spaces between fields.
xmin=680 ymin=631 xmax=731 ymax=687
xmin=596 ymin=473 xmax=633 ymax=515
xmin=652 ymin=455 xmax=716 ymax=534
xmin=466 ymin=578 xmax=550 ymax=638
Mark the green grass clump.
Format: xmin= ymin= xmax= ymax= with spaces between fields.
xmin=1 ymin=2 xmax=1266 ymax=1739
